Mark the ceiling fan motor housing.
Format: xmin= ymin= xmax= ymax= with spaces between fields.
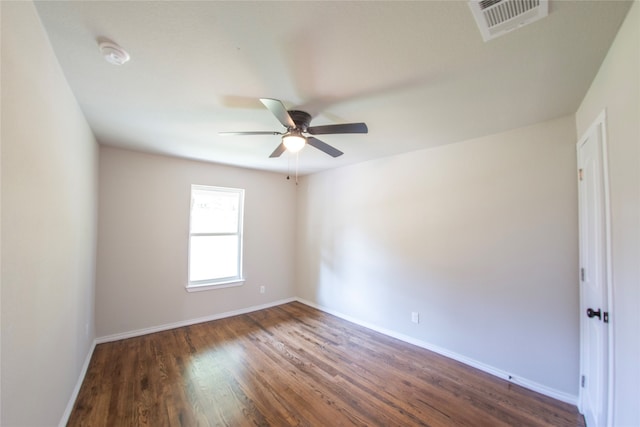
xmin=288 ymin=110 xmax=312 ymax=131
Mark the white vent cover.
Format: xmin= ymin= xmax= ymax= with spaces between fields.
xmin=469 ymin=0 xmax=549 ymax=41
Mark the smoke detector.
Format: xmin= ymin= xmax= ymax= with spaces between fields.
xmin=469 ymin=0 xmax=549 ymax=42
xmin=98 ymin=40 xmax=130 ymax=65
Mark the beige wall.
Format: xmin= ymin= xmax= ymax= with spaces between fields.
xmin=96 ymin=146 xmax=297 ymax=337
xmin=575 ymin=3 xmax=640 ymax=425
xmin=296 ymin=115 xmax=580 ymax=398
xmin=1 ymin=2 xmax=99 ymax=425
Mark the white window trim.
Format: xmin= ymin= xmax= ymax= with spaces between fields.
xmin=186 ymin=185 xmax=245 ymax=291
xmin=186 ymin=279 xmax=245 ymax=293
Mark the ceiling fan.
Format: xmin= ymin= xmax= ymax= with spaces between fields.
xmin=219 ymin=98 xmax=368 ymax=158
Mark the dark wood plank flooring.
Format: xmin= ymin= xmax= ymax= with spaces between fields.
xmin=68 ymin=301 xmax=585 ymax=426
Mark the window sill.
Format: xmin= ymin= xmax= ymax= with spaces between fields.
xmin=186 ymin=279 xmax=245 ymax=292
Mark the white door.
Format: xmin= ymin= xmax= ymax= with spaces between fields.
xmin=577 ymin=112 xmax=611 ymax=427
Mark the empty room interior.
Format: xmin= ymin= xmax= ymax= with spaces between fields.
xmin=1 ymin=1 xmax=638 ymax=426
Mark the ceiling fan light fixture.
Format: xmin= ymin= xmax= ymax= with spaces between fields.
xmin=282 ymin=132 xmax=306 ymax=153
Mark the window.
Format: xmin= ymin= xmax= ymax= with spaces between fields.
xmin=187 ymin=185 xmax=244 ymax=291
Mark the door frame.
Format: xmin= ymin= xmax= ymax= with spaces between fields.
xmin=577 ymin=109 xmax=614 ymax=426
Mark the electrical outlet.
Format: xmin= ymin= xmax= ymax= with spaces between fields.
xmin=411 ymin=312 xmax=419 ymax=324
xmin=260 ymin=286 xmax=265 ymax=294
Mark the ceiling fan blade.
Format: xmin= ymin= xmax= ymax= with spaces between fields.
xmin=219 ymin=131 xmax=282 ymax=136
xmin=260 ymin=98 xmax=296 ymax=129
xmin=307 ymin=137 xmax=344 ymax=158
xmin=307 ymin=122 xmax=368 ymax=135
xmin=269 ymin=142 xmax=287 ymax=158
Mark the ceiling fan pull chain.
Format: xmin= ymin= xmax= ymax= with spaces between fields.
xmin=295 ymin=152 xmax=299 ymax=185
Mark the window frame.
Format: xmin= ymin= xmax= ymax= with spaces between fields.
xmin=186 ymin=184 xmax=245 ymax=292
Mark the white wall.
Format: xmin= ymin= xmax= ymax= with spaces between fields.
xmin=96 ymin=146 xmax=297 ymax=337
xmin=1 ymin=2 xmax=98 ymax=426
xmin=575 ymin=3 xmax=640 ymax=425
xmin=297 ymin=115 xmax=580 ymax=398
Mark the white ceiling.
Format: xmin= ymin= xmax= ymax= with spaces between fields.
xmin=34 ymin=1 xmax=632 ymax=175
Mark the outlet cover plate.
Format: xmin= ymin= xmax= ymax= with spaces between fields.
xmin=411 ymin=312 xmax=419 ymax=324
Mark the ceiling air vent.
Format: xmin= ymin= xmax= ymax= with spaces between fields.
xmin=469 ymin=0 xmax=549 ymax=41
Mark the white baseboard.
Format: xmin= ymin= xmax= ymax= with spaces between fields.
xmin=59 ymin=339 xmax=96 ymax=427
xmin=95 ymin=297 xmax=296 ymax=344
xmin=295 ymin=297 xmax=578 ymax=406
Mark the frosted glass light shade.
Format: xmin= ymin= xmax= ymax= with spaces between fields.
xmin=282 ymin=134 xmax=306 ymax=153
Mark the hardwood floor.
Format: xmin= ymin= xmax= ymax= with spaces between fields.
xmin=68 ymin=302 xmax=585 ymax=426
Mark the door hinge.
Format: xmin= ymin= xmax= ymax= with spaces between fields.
xmin=581 ymin=375 xmax=586 ymax=388
xmin=579 ymin=169 xmax=584 ymax=181
xmin=581 ymin=268 xmax=585 ymax=281
xmin=603 ymin=312 xmax=609 ymax=323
